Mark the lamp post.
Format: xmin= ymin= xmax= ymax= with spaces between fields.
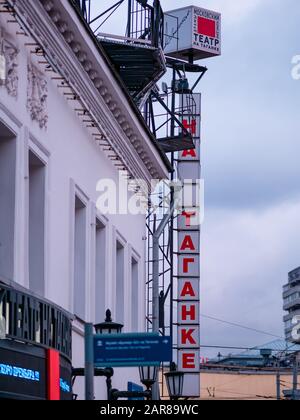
xmin=292 ymin=353 xmax=299 ymax=401
xmin=106 ymin=365 xmax=156 ymax=401
xmin=94 ymin=309 xmax=124 ymax=335
xmin=139 ymin=366 xmax=158 ymax=400
xmin=84 ymin=310 xmax=156 ymax=401
xmin=84 ymin=310 xmax=123 ymax=400
xmin=85 ymin=323 xmax=95 ymax=401
xmin=73 ymin=367 xmax=114 ymax=401
xmin=164 ymin=363 xmax=184 ymax=401
xmin=94 ymin=309 xmax=123 ymax=399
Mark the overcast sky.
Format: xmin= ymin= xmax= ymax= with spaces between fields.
xmin=96 ymin=0 xmax=300 ymax=357
xmin=189 ymin=0 xmax=300 ymax=357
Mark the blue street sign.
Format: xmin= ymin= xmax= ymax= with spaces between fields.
xmin=93 ymin=333 xmax=172 ymax=367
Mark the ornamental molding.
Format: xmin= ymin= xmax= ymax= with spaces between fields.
xmin=27 ymin=61 xmax=48 ymax=129
xmin=0 ymin=27 xmax=19 ymax=98
xmin=6 ymin=0 xmax=169 ymax=186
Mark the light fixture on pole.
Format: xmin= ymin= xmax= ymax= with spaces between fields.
xmin=94 ymin=309 xmax=124 ymax=335
xmin=164 ymin=362 xmax=184 ymax=401
xmin=139 ymin=366 xmax=159 ymax=391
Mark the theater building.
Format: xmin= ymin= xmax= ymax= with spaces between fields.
xmin=0 ymin=0 xmax=169 ymax=399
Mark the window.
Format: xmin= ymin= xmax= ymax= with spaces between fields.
xmin=74 ymin=196 xmax=87 ymax=320
xmin=95 ymin=218 xmax=106 ymax=322
xmin=28 ymin=150 xmax=46 ymax=296
xmin=0 ymin=122 xmax=16 ymax=283
xmin=284 ymin=292 xmax=300 ymax=305
xmin=131 ymin=257 xmax=139 ymax=331
xmin=116 ymin=240 xmax=125 ymax=324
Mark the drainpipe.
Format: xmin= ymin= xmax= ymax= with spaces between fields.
xmin=152 ymin=196 xmax=178 ymax=333
xmin=85 ymin=323 xmax=95 ymax=401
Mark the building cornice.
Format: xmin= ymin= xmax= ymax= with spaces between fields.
xmin=7 ymin=0 xmax=170 ymax=188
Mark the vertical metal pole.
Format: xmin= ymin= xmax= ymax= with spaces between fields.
xmin=88 ymin=0 xmax=91 ymax=23
xmin=152 ymin=237 xmax=160 ymax=334
xmin=152 ymin=201 xmax=177 ymax=401
xmin=188 ymin=53 xmax=194 ymax=65
xmin=276 ymin=370 xmax=281 ymax=401
xmin=106 ymin=375 xmax=112 ymax=400
xmin=152 ymin=230 xmax=160 ymax=401
xmin=85 ymin=323 xmax=94 ymax=401
xmin=153 ymin=206 xmax=177 ymax=334
xmin=153 ymin=0 xmax=159 ymax=48
xmin=127 ymin=0 xmax=132 ymax=38
xmin=293 ymin=354 xmax=298 ymax=400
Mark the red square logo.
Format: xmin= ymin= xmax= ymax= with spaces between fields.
xmin=197 ymin=17 xmax=216 ymax=37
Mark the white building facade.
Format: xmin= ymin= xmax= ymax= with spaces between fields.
xmin=0 ymin=0 xmax=169 ymax=400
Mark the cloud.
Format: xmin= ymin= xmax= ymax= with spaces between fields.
xmin=201 ymin=198 xmax=300 ymax=356
xmin=93 ymin=0 xmax=271 ymax=37
xmin=161 ymin=0 xmax=267 ymax=24
xmin=200 ymin=1 xmax=300 ymax=210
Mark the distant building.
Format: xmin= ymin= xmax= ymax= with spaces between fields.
xmin=162 ymin=366 xmax=299 ymax=400
xmin=160 ymin=339 xmax=300 ymax=400
xmin=211 ymin=340 xmax=300 ymax=368
xmin=283 ymin=267 xmax=300 ymax=342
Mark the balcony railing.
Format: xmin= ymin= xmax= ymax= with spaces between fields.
xmin=72 ymin=0 xmax=164 ymax=49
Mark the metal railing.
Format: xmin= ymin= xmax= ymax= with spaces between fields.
xmin=72 ymin=0 xmax=164 ymax=49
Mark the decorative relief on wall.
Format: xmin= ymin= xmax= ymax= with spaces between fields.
xmin=0 ymin=28 xmax=19 ymax=98
xmin=27 ymin=61 xmax=48 ymax=129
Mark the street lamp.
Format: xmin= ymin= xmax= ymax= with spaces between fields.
xmin=164 ymin=363 xmax=184 ymax=401
xmin=139 ymin=366 xmax=159 ymax=391
xmin=94 ymin=309 xmax=123 ymax=335
xmin=93 ymin=309 xmax=123 ymax=399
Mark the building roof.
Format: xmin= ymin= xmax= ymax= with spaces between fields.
xmin=289 ymin=267 xmax=300 ymax=276
xmin=213 ymin=340 xmax=300 ymax=366
xmin=70 ymin=0 xmax=172 ymax=174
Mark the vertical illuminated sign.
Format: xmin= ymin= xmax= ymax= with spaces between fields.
xmin=176 ymin=93 xmax=201 ymax=397
xmin=47 ymin=349 xmax=60 ymax=401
